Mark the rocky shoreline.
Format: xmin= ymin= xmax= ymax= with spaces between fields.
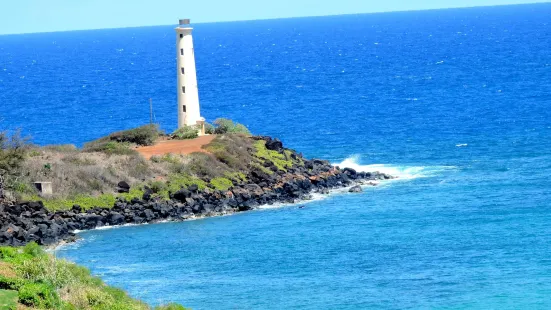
xmin=0 ymin=137 xmax=393 ymax=247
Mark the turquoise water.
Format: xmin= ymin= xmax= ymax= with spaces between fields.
xmin=3 ymin=3 xmax=551 ymax=309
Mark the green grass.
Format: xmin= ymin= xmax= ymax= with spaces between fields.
xmin=29 ymin=194 xmax=118 ymax=211
xmin=157 ymin=175 xmax=207 ymax=199
xmin=253 ymin=140 xmax=293 ymax=172
xmin=224 ymin=172 xmax=247 ymax=182
xmin=0 ymin=243 xmax=188 ymax=309
xmin=0 ymin=289 xmax=18 ymax=309
xmin=23 ymin=174 xmax=208 ymax=211
xmin=209 ymin=177 xmax=234 ymax=191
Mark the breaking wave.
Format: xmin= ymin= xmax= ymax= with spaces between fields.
xmin=334 ymin=155 xmax=457 ymax=180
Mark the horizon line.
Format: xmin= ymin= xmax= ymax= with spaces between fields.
xmin=1 ymin=1 xmax=549 ymax=37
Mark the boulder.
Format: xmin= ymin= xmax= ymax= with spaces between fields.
xmin=72 ymin=205 xmax=82 ymax=213
xmin=188 ymin=184 xmax=199 ymax=193
xmin=349 ymin=185 xmax=363 ymax=193
xmin=142 ymin=187 xmax=153 ymax=201
xmin=117 ymin=181 xmax=131 ymax=193
xmin=265 ymin=138 xmax=283 ymax=152
xmin=107 ymin=213 xmax=125 ymax=225
xmin=343 ymin=168 xmax=358 ymax=179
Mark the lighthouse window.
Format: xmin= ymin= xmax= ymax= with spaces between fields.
xmin=182 ymin=86 xmax=185 ymax=93
xmin=180 ymin=49 xmax=184 ymax=56
xmin=181 ymin=67 xmax=185 ymax=74
xmin=180 ymin=34 xmax=183 ymax=38
xmin=182 ymin=105 xmax=186 ymax=112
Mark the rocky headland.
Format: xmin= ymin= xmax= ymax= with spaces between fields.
xmin=0 ymin=136 xmax=393 ymax=247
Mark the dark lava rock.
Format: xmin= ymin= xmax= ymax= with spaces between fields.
xmin=349 ymin=185 xmax=363 ymax=193
xmin=188 ymin=184 xmax=199 ymax=193
xmin=142 ymin=187 xmax=153 ymax=201
xmin=265 ymin=138 xmax=283 ymax=152
xmin=117 ymin=181 xmax=131 ymax=193
xmin=173 ymin=188 xmax=191 ymax=202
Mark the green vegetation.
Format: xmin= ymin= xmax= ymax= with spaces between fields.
xmin=0 ymin=130 xmax=29 ymax=204
xmin=37 ymin=194 xmax=118 ymax=212
xmin=160 ymin=175 xmax=207 ymax=199
xmin=171 ymin=125 xmax=199 ymax=140
xmin=203 ymin=134 xmax=253 ymax=172
xmin=83 ymin=124 xmax=162 ymax=155
xmin=1 ymin=119 xmax=303 ymax=211
xmin=209 ymin=177 xmax=234 ymax=191
xmin=213 ymin=118 xmax=251 ymax=135
xmin=0 ymin=289 xmax=18 ymax=309
xmin=253 ymin=140 xmax=293 ymax=171
xmin=204 ymin=123 xmax=215 ymax=135
xmin=0 ymin=243 xmax=188 ymax=309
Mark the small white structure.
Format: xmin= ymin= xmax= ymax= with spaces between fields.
xmin=34 ymin=182 xmax=53 ymax=196
xmin=176 ymin=19 xmax=205 ymax=135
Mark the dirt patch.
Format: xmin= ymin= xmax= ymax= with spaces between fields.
xmin=0 ymin=262 xmax=16 ymax=278
xmin=136 ymin=135 xmax=215 ymax=160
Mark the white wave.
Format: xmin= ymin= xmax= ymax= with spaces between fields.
xmin=73 ymin=223 xmax=142 ymax=234
xmin=334 ymin=155 xmax=456 ymax=180
xmin=257 ymin=192 xmax=327 ymax=210
xmin=456 ymin=143 xmax=468 ymax=147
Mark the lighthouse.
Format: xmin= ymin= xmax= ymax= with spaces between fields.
xmin=176 ymin=19 xmax=205 ymax=134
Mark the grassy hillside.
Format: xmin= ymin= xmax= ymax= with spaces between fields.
xmin=0 ymin=243 xmax=186 ymax=310
xmin=0 ymin=120 xmax=290 ymax=211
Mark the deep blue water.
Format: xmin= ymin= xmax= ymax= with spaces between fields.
xmin=3 ymin=3 xmax=551 ymax=309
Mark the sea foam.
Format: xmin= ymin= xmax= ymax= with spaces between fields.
xmin=334 ymin=155 xmax=457 ymax=180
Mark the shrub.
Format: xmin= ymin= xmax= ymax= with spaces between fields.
xmin=213 ymin=118 xmax=250 ymax=135
xmin=151 ymin=154 xmax=182 ymax=165
xmin=164 ymin=175 xmax=206 ymax=194
xmin=83 ymin=140 xmax=137 ymax=156
xmin=83 ymin=124 xmax=162 ymax=155
xmin=253 ymin=140 xmax=292 ymax=171
xmin=42 ymin=144 xmax=78 ymax=153
xmin=204 ymin=122 xmax=215 ymax=135
xmin=148 ymin=180 xmax=167 ymax=194
xmin=61 ymin=154 xmax=97 ymax=166
xmin=171 ymin=126 xmax=199 ymax=140
xmin=185 ymin=153 xmax=229 ymax=179
xmin=0 ymin=130 xmax=29 ymax=203
xmin=210 ymin=177 xmax=234 ymax=190
xmin=109 ymin=124 xmax=162 ymax=146
xmin=18 ymin=282 xmax=60 ymax=308
xmin=203 ymin=134 xmax=253 ymax=172
xmin=22 ymin=242 xmax=43 ymax=258
xmin=0 ymin=247 xmax=19 ymax=261
xmin=224 ymin=172 xmax=247 ymax=182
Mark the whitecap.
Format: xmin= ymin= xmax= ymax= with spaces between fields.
xmin=456 ymin=143 xmax=468 ymax=147
xmin=334 ymin=155 xmax=457 ymax=180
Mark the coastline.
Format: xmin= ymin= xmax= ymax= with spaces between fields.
xmin=1 ymin=136 xmax=394 ymax=248
xmin=50 ymin=178 xmax=387 ymax=250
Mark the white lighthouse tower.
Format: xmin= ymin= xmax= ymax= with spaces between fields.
xmin=176 ymin=19 xmax=205 ymax=134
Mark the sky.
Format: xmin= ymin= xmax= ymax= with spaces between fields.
xmin=1 ymin=0 xmax=549 ymax=35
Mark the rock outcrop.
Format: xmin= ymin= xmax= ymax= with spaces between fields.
xmin=0 ymin=138 xmax=394 ymax=247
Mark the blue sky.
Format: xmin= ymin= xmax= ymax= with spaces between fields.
xmin=1 ymin=0 xmax=549 ymax=35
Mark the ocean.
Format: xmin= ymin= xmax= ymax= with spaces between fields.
xmin=2 ymin=3 xmax=551 ymax=309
